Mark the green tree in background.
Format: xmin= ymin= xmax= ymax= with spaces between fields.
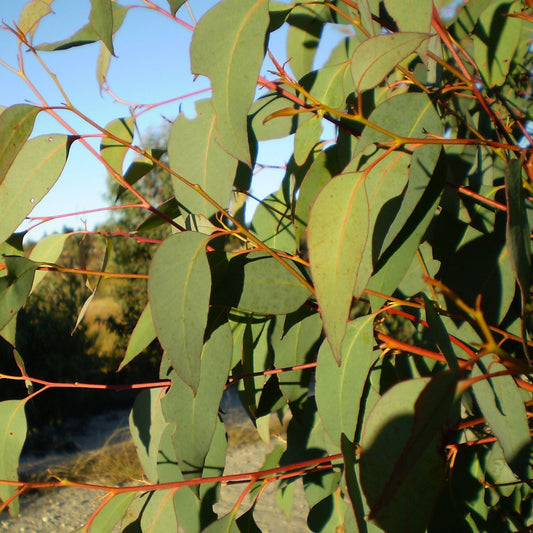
xmin=1 ymin=1 xmax=533 ymax=531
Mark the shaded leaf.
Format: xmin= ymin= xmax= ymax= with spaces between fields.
xmin=96 ymin=41 xmax=112 ymax=89
xmin=0 ymin=400 xmax=27 ymax=517
xmin=36 ymin=5 xmax=128 ymax=51
xmin=117 ymin=149 xmax=165 ymax=201
xmin=90 ymin=0 xmax=115 ymax=55
xmin=308 ymin=173 xmax=370 ymax=363
xmin=166 ymin=0 xmax=186 ymax=16
xmin=149 ymin=232 xmax=211 ymax=392
xmin=351 ymin=32 xmax=429 ymax=93
xmin=0 ymin=257 xmax=39 ymax=331
xmin=101 ymin=117 xmax=135 ymax=175
xmin=191 ymin=0 xmax=269 ymax=166
xmin=214 ymin=252 xmax=311 ymax=315
xmin=384 ymin=0 xmax=432 ymax=33
xmin=0 ymin=105 xmax=40 ymax=187
xmin=0 ymin=134 xmax=73 ymax=246
xmin=119 ymin=303 xmax=156 ymax=371
xmin=249 ymin=91 xmax=300 ymax=141
xmin=169 ymin=99 xmax=237 ymax=218
xmin=139 ymin=490 xmax=179 ymax=532
xmin=86 ymin=493 xmax=136 ymax=533
xmin=136 ymin=197 xmax=181 ymax=232
xmin=472 ymin=362 xmax=531 ymax=478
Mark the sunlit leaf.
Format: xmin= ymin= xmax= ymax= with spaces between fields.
xmin=139 ymin=490 xmax=179 ymax=532
xmin=29 ymin=233 xmax=69 ymax=292
xmin=36 ymin=5 xmax=128 ymax=51
xmin=149 ymin=232 xmax=211 ymax=393
xmin=86 ymin=492 xmax=136 ymax=532
xmin=90 ymin=0 xmax=115 ymax=55
xmin=384 ymin=0 xmax=432 ymax=33
xmin=0 ymin=134 xmax=72 ymax=246
xmin=351 ymin=32 xmax=430 ymax=93
xmin=169 ymin=99 xmax=237 ymax=218
xmin=119 ymin=304 xmax=156 ymax=371
xmin=0 ymin=400 xmax=27 ymax=517
xmin=249 ymin=91 xmax=300 ymax=141
xmin=96 ymin=41 xmax=112 ymax=89
xmin=191 ymin=0 xmax=269 ymax=166
xmin=294 ymin=115 xmax=322 ymax=166
xmin=308 ymin=173 xmax=370 ymax=363
xmin=101 ymin=117 xmax=135 ymax=175
xmin=0 ymin=105 xmax=40 ymax=187
xmin=18 ymin=0 xmax=54 ymax=39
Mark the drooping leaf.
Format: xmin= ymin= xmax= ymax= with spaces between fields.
xmin=0 ymin=256 xmax=39 ymax=331
xmin=101 ymin=117 xmax=135 ymax=175
xmin=36 ymin=5 xmax=128 ymax=51
xmin=505 ymin=159 xmax=531 ymax=314
xmin=308 ymin=173 xmax=370 ymax=363
xmin=89 ymin=0 xmax=115 ymax=55
xmin=0 ymin=105 xmax=40 ymax=187
xmin=17 ymin=0 xmax=54 ymax=39
xmin=191 ymin=0 xmax=270 ymax=166
xmin=161 ymin=323 xmax=232 ymax=484
xmin=351 ymin=32 xmax=430 ymax=93
xmin=149 ymin=232 xmax=211 ymax=393
xmin=0 ymin=400 xmax=27 ymax=517
xmin=294 ymin=115 xmax=323 ymax=166
xmin=96 ymin=41 xmax=112 ymax=89
xmin=0 ymin=134 xmax=73 ymax=246
xmin=119 ymin=304 xmax=156 ymax=371
xmin=472 ymin=362 xmax=531 ymax=478
xmin=316 ymin=315 xmax=376 ymax=447
xmin=360 ymin=374 xmax=459 ymax=533
xmin=168 ymin=99 xmax=238 ymax=218
xmin=29 ymin=233 xmax=69 ymax=292
xmin=473 ymin=0 xmax=522 ymax=87
xmin=166 ymin=0 xmax=186 ymax=16
xmin=214 ymin=252 xmax=311 ymax=315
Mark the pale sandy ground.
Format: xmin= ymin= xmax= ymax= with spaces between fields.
xmin=0 ymin=405 xmax=311 ymax=532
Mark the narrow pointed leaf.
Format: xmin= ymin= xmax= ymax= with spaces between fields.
xmin=0 ymin=257 xmax=39 ymax=331
xmin=0 ymin=134 xmax=72 ymax=246
xmin=167 ymin=0 xmax=186 ymax=16
xmin=29 ymin=233 xmax=69 ymax=292
xmin=90 ymin=0 xmax=115 ymax=55
xmin=0 ymin=105 xmax=40 ymax=186
xmin=0 ymin=400 xmax=27 ymax=517
xmin=191 ymin=0 xmax=270 ymax=166
xmin=96 ymin=41 xmax=112 ymax=89
xmin=36 ymin=5 xmax=128 ymax=51
xmin=149 ymin=232 xmax=211 ymax=392
xmin=351 ymin=32 xmax=430 ymax=93
xmin=119 ymin=304 xmax=156 ymax=371
xmin=169 ymin=99 xmax=237 ymax=217
xmin=18 ymin=0 xmax=54 ymax=39
xmin=101 ymin=117 xmax=135 ymax=175
xmin=308 ymin=174 xmax=370 ymax=363
xmin=116 ymin=149 xmax=165 ymax=200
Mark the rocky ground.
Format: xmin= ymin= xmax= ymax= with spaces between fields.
xmin=0 ymin=403 xmax=311 ymax=532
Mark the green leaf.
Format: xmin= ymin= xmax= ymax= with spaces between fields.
xmin=0 ymin=105 xmax=40 ymax=187
xmin=18 ymin=0 xmax=54 ymax=39
xmin=166 ymin=0 xmax=186 ymax=16
xmin=168 ymin=99 xmax=238 ymax=218
xmin=316 ymin=315 xmax=376 ymax=447
xmin=0 ymin=257 xmax=39 ymax=331
xmin=29 ymin=233 xmax=69 ymax=292
xmin=161 ymin=323 xmax=232 ymax=483
xmin=505 ymin=159 xmax=531 ymax=312
xmin=473 ymin=0 xmax=522 ymax=87
xmin=384 ymin=0 xmax=432 ymax=32
xmin=149 ymin=232 xmax=211 ymax=393
xmin=0 ymin=134 xmax=73 ymax=246
xmin=472 ymin=362 xmax=531 ymax=478
xmin=119 ymin=303 xmax=156 ymax=371
xmin=215 ymin=252 xmax=311 ymax=315
xmin=294 ymin=115 xmax=322 ymax=166
xmin=286 ymin=4 xmax=332 ymax=80
xmin=86 ymin=492 xmax=135 ymax=532
xmin=136 ymin=197 xmax=181 ymax=232
xmin=96 ymin=41 xmax=112 ymax=89
xmin=191 ymin=0 xmax=270 ymax=166
xmin=351 ymin=32 xmax=430 ymax=93
xmin=360 ymin=374 xmax=459 ymax=533
xmin=36 ymin=5 xmax=128 ymax=51
xmin=485 ymin=442 xmax=518 ymax=498
xmin=249 ymin=91 xmax=300 ymax=141
xmin=0 ymin=400 xmax=27 ymax=517
xmin=136 ymin=490 xmax=178 ymax=531
xmin=308 ymin=173 xmax=370 ymax=363
xmin=202 ymin=511 xmax=239 ymax=533
xmin=101 ymin=117 xmax=134 ymax=175
xmin=90 ymin=0 xmax=115 ymax=55
xmin=117 ymin=149 xmax=165 ymax=201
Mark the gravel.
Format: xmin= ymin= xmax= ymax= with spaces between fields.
xmin=0 ymin=404 xmax=311 ymax=532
